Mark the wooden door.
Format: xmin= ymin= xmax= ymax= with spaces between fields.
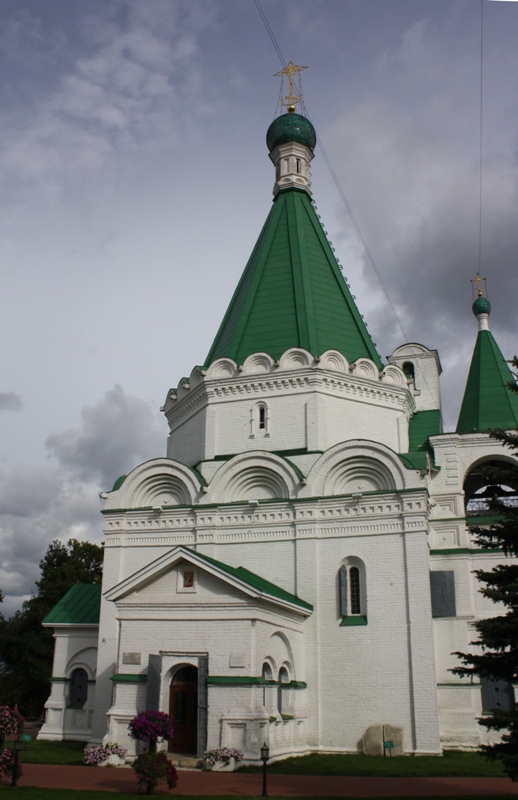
xmin=169 ymin=666 xmax=198 ymax=753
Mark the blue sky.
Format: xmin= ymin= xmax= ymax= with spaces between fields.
xmin=1 ymin=0 xmax=518 ymax=616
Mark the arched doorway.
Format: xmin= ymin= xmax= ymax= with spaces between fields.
xmin=169 ymin=666 xmax=198 ymax=754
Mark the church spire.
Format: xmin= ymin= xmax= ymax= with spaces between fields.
xmin=456 ymin=285 xmax=518 ymax=434
xmin=203 ymin=80 xmax=381 ymax=370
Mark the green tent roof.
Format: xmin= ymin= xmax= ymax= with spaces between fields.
xmin=204 ymin=188 xmax=382 ymax=369
xmin=456 ymin=330 xmax=518 ymax=434
xmin=42 ymin=583 xmax=101 ymax=625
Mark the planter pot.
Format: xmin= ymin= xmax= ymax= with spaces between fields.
xmin=99 ymin=754 xmax=126 ymax=767
xmin=211 ymin=757 xmax=236 ymax=772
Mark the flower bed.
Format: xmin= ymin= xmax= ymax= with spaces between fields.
xmin=83 ymin=743 xmax=128 ymax=766
xmin=204 ymin=746 xmax=244 ymax=771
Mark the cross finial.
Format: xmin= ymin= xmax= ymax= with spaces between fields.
xmin=274 ymin=61 xmax=308 ymax=113
xmin=471 ymin=272 xmax=487 ymax=298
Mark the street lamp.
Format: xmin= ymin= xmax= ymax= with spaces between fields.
xmin=11 ymin=738 xmax=23 ymax=788
xmin=260 ymin=742 xmax=270 ymax=798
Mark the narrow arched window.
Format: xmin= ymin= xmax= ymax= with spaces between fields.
xmin=338 ymin=559 xmax=367 ymax=625
xmin=277 ymin=666 xmax=289 ymax=714
xmin=296 ymin=158 xmax=301 ymax=174
xmin=262 ymin=662 xmax=273 ymax=707
xmin=69 ymin=668 xmax=88 ymax=709
xmin=259 ymin=406 xmax=266 ymax=429
xmin=349 ymin=566 xmax=361 ymax=614
xmin=402 ymin=362 xmax=415 ymax=382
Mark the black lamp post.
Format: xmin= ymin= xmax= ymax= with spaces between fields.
xmin=260 ymin=742 xmax=270 ymax=797
xmin=11 ymin=738 xmax=23 ymax=788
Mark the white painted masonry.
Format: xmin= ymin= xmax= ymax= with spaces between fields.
xmin=39 ymin=109 xmax=517 ymax=759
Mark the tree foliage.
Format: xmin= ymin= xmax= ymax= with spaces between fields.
xmin=0 ymin=539 xmax=103 ymax=717
xmin=454 ymin=356 xmax=518 ymax=780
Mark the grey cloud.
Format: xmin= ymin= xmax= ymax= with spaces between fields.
xmin=1 ymin=385 xmax=167 ymax=617
xmin=0 ymin=468 xmax=101 ymax=616
xmin=323 ymin=13 xmax=518 ymax=429
xmin=46 ymin=384 xmax=166 ymax=489
xmin=0 ymin=392 xmax=22 ymax=411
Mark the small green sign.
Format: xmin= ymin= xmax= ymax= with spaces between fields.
xmin=384 ymin=740 xmax=394 ymax=749
xmin=22 ymin=734 xmax=32 ymax=743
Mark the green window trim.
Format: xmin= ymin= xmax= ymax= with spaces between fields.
xmin=340 ymin=615 xmax=368 ymax=626
xmin=281 ymin=714 xmax=294 ymax=721
xmin=206 ymin=676 xmax=306 ymax=688
xmin=110 ymin=673 xmax=148 ymax=683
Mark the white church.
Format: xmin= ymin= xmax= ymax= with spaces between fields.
xmin=39 ymin=74 xmax=518 ymax=760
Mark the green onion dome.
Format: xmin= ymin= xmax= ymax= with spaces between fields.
xmin=266 ymin=112 xmax=316 ymax=153
xmin=472 ymin=296 xmax=491 ymax=316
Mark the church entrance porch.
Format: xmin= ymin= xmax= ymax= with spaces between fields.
xmin=169 ymin=666 xmax=198 ymax=754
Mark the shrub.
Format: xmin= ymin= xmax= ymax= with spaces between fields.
xmin=0 ymin=707 xmax=24 ymax=741
xmin=128 ymin=710 xmax=174 ymax=751
xmin=133 ymin=750 xmax=178 ymax=795
xmin=0 ymin=748 xmax=22 ymax=780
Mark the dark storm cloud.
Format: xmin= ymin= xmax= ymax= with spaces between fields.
xmin=0 ymin=392 xmax=23 ymax=412
xmin=46 ymin=384 xmax=166 ymax=489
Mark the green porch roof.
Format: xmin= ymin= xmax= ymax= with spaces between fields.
xmin=192 ymin=549 xmax=313 ymax=611
xmin=456 ymin=330 xmax=518 ymax=434
xmin=204 ymin=188 xmax=382 ymax=369
xmin=42 ymin=583 xmax=101 ymax=626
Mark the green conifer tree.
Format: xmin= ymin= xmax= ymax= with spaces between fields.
xmin=454 ymin=356 xmax=518 ymax=780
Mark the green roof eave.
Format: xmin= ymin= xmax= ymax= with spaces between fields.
xmin=42 ymin=584 xmax=101 ymax=626
xmin=457 ymin=330 xmax=518 ymax=434
xmin=189 ymin=549 xmax=313 ymax=612
xmin=204 ymin=189 xmax=382 ymax=370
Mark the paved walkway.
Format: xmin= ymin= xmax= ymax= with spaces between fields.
xmin=6 ymin=764 xmax=518 ymax=796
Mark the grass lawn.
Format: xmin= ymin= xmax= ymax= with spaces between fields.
xmin=237 ymin=750 xmax=506 ymax=777
xmin=5 ymin=740 xmax=508 ymax=779
xmin=0 ymin=793 xmax=517 ymax=800
xmin=17 ymin=739 xmax=85 ymax=765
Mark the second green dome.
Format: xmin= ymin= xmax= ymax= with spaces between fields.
xmin=267 ymin=112 xmax=316 ymax=153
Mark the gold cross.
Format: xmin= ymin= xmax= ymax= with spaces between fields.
xmin=471 ymin=272 xmax=486 ymax=297
xmin=274 ymin=61 xmax=308 ymax=111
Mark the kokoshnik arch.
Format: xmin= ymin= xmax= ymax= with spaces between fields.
xmin=39 ymin=69 xmax=518 ymax=759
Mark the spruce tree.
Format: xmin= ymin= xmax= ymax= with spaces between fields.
xmin=454 ymin=357 xmax=518 ymax=779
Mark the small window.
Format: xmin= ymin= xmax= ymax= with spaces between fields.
xmin=262 ymin=662 xmax=273 ymax=707
xmin=251 ymin=403 xmax=268 ymax=436
xmin=277 ymin=666 xmax=289 ymax=714
xmin=481 ymin=677 xmax=515 ymax=712
xmin=349 ymin=566 xmax=361 ymax=614
xmin=275 ymin=162 xmax=280 ymax=180
xmin=430 ymin=571 xmax=456 ymax=618
xmin=402 ymin=362 xmax=415 ymax=382
xmin=69 ymin=668 xmax=88 ymax=709
xmin=339 ymin=560 xmax=367 ymax=625
xmin=296 ymin=158 xmax=301 ymax=174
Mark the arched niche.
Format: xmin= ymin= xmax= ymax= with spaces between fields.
xmin=108 ymin=458 xmax=202 ymax=509
xmin=205 ymin=452 xmax=300 ymax=504
xmin=463 ymin=457 xmax=518 ymax=516
xmin=306 ymin=440 xmax=406 ymax=498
